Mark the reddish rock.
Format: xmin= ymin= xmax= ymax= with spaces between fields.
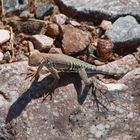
xmin=46 ymin=23 xmax=60 ymax=38
xmin=96 ymin=39 xmax=114 ymax=61
xmin=60 ymin=25 xmax=92 ymax=55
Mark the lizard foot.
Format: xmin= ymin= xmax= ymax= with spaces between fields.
xmin=21 ymin=68 xmax=39 ymax=81
xmin=91 ymin=80 xmax=109 ymax=112
xmin=91 ymin=77 xmax=117 ymax=112
xmin=91 ymin=86 xmax=108 ymax=112
xmin=42 ymin=90 xmax=54 ymax=102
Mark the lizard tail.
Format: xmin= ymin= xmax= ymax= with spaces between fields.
xmin=95 ymin=67 xmax=129 ymax=77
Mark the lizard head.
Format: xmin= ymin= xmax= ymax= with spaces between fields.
xmin=28 ymin=50 xmax=44 ymax=66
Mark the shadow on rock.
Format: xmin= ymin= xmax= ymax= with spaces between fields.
xmin=6 ymin=72 xmax=91 ymax=123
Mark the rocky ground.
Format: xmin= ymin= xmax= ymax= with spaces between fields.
xmin=0 ymin=0 xmax=140 ymax=140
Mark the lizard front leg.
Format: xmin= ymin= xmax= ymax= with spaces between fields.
xmin=49 ymin=67 xmax=60 ymax=86
xmin=42 ymin=66 xmax=60 ymax=101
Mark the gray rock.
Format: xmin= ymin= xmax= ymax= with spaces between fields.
xmin=35 ymin=2 xmax=54 ymax=19
xmin=105 ymin=16 xmax=140 ymax=47
xmin=2 ymin=0 xmax=28 ymax=15
xmin=55 ymin=0 xmax=140 ymax=23
xmin=3 ymin=51 xmax=11 ymax=62
xmin=15 ymin=52 xmax=28 ymax=61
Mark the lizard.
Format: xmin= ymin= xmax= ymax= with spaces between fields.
xmin=26 ymin=49 xmax=129 ymax=87
xmin=24 ymin=49 xmax=129 ymax=109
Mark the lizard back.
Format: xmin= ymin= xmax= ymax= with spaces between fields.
xmin=45 ymin=53 xmax=96 ymax=72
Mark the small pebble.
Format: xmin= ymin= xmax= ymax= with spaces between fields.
xmin=68 ymin=20 xmax=81 ymax=27
xmin=96 ymin=39 xmax=113 ymax=61
xmin=16 ymin=52 xmax=28 ymax=61
xmin=3 ymin=51 xmax=11 ymax=62
xmin=52 ymin=14 xmax=68 ymax=24
xmin=20 ymin=10 xmax=34 ymax=19
xmin=46 ymin=23 xmax=60 ymax=38
xmin=0 ymin=29 xmax=10 ymax=45
xmin=32 ymin=34 xmax=54 ymax=51
xmin=99 ymin=20 xmax=112 ymax=30
xmin=0 ymin=52 xmax=4 ymax=61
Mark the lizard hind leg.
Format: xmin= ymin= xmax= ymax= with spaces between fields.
xmin=78 ymin=68 xmax=93 ymax=86
xmin=78 ymin=68 xmax=108 ymax=111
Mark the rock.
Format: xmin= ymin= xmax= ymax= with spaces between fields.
xmin=52 ymin=14 xmax=68 ymax=25
xmin=96 ymin=39 xmax=113 ymax=61
xmin=119 ymin=67 xmax=140 ymax=96
xmin=105 ymin=16 xmax=140 ymax=48
xmin=0 ymin=52 xmax=4 ymax=61
xmin=90 ymin=124 xmax=106 ymax=138
xmin=55 ymin=0 xmax=140 ymax=23
xmin=15 ymin=52 xmax=28 ymax=61
xmin=0 ymin=55 xmax=140 ymax=139
xmin=0 ymin=61 xmax=29 ymax=139
xmin=68 ymin=20 xmax=81 ymax=27
xmin=30 ymin=34 xmax=54 ymax=51
xmin=0 ymin=61 xmax=79 ymax=139
xmin=98 ymin=54 xmax=139 ymax=77
xmin=46 ymin=23 xmax=60 ymax=38
xmin=19 ymin=10 xmax=34 ymax=20
xmin=133 ymin=46 xmax=140 ymax=62
xmin=0 ymin=29 xmax=10 ymax=45
xmin=60 ymin=25 xmax=91 ymax=55
xmin=105 ymin=83 xmax=128 ymax=92
xmin=3 ymin=51 xmax=11 ymax=62
xmin=5 ymin=19 xmax=44 ymax=34
xmin=2 ymin=0 xmax=28 ymax=15
xmin=99 ymin=20 xmax=112 ymax=31
xmin=35 ymin=1 xmax=54 ymax=19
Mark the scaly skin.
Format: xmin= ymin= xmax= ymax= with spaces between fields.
xmin=28 ymin=50 xmax=128 ymax=79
